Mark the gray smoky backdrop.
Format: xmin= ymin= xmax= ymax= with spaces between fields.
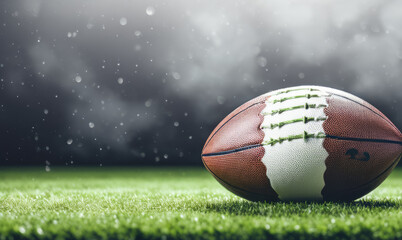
xmin=0 ymin=0 xmax=401 ymax=166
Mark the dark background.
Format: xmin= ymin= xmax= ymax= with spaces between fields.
xmin=0 ymin=0 xmax=401 ymax=166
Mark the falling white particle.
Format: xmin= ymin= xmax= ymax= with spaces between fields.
xmin=67 ymin=32 xmax=72 ymax=38
xmin=257 ymin=56 xmax=267 ymax=67
xmin=298 ymin=73 xmax=305 ymax=79
xmin=75 ymin=76 xmax=82 ymax=83
xmin=19 ymin=227 xmax=26 ymax=234
xmin=172 ymin=72 xmax=181 ymax=80
xmin=67 ymin=139 xmax=73 ymax=145
xmin=120 ymin=17 xmax=127 ymax=26
xmin=134 ymin=31 xmax=142 ymax=37
xmin=45 ymin=166 xmax=51 ymax=172
xmin=174 ymin=122 xmax=179 ymax=127
xmin=189 ymin=136 xmax=192 ymax=140
xmin=134 ymin=44 xmax=142 ymax=51
xmin=117 ymin=77 xmax=124 ymax=84
xmin=44 ymin=109 xmax=49 ymax=115
xmin=145 ymin=99 xmax=152 ymax=107
xmin=89 ymin=122 xmax=95 ymax=128
xmin=163 ymin=154 xmax=168 ymax=159
xmin=217 ymin=96 xmax=225 ymax=104
xmin=37 ymin=228 xmax=44 ymax=235
xmin=146 ymin=6 xmax=155 ymax=16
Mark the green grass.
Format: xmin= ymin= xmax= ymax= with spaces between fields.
xmin=0 ymin=167 xmax=401 ymax=240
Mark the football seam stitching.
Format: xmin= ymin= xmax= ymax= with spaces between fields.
xmin=202 ymin=144 xmax=262 ymax=157
xmin=325 ymin=135 xmax=402 ymax=145
xmin=269 ymin=87 xmax=399 ymax=134
xmin=262 ymin=103 xmax=328 ymax=116
xmin=263 ymin=131 xmax=326 ymax=146
xmin=265 ymin=87 xmax=401 ymax=143
xmin=269 ymin=93 xmax=330 ymax=104
xmin=261 ymin=116 xmax=328 ymax=130
xmin=202 ymin=135 xmax=402 ymax=156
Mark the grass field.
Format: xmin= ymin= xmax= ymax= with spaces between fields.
xmin=0 ymin=167 xmax=401 ymax=240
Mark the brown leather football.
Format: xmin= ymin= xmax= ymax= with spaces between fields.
xmin=202 ymin=86 xmax=402 ymax=201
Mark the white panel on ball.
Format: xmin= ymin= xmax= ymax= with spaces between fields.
xmin=260 ymin=87 xmax=329 ymax=200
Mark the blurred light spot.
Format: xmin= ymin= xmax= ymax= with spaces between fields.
xmin=217 ymin=96 xmax=225 ymax=104
xmin=145 ymin=99 xmax=152 ymax=107
xmin=19 ymin=227 xmax=26 ymax=234
xmin=257 ymin=56 xmax=267 ymax=67
xmin=120 ymin=17 xmax=127 ymax=26
xmin=172 ymin=72 xmax=181 ymax=80
xmin=146 ymin=6 xmax=155 ymax=16
xmin=134 ymin=44 xmax=142 ymax=51
xmin=75 ymin=76 xmax=82 ymax=83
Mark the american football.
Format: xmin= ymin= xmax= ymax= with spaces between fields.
xmin=3 ymin=1 xmax=402 ymax=239
xmin=202 ymin=86 xmax=402 ymax=201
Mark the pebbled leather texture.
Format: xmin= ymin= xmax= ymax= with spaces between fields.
xmin=322 ymin=94 xmax=402 ymax=200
